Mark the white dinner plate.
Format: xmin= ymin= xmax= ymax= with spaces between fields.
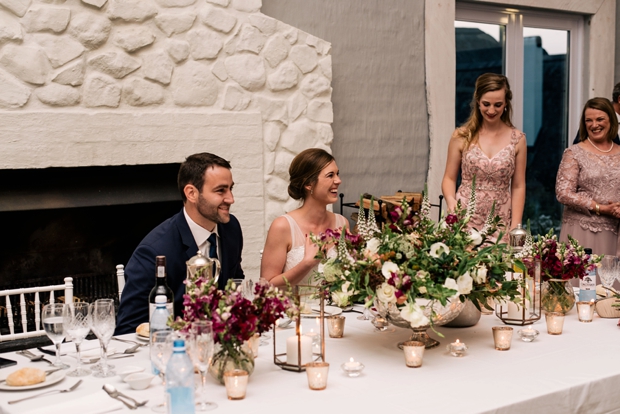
xmin=301 ymin=305 xmax=344 ymax=318
xmin=135 ymin=333 xmax=149 ymax=342
xmin=0 ymin=369 xmax=66 ymax=391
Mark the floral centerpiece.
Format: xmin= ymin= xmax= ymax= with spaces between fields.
xmin=312 ymin=182 xmax=521 ymax=347
xmin=171 ymin=276 xmax=298 ymax=383
xmin=523 ymin=229 xmax=599 ymax=313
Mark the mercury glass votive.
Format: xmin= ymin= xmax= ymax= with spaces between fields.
xmin=492 ymin=326 xmax=513 ymax=350
xmin=545 ymin=312 xmax=565 ymax=335
xmin=577 ymin=301 xmax=595 ymax=323
xmin=223 ymin=369 xmax=249 ymax=400
xmin=446 ymin=339 xmax=467 ymax=357
xmin=517 ymin=327 xmax=539 ymax=342
xmin=306 ymin=362 xmax=329 ymax=390
xmin=402 ymin=340 xmax=425 ymax=368
xmin=327 ymin=315 xmax=345 ymax=338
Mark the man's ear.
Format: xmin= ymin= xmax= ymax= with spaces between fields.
xmin=184 ymin=184 xmax=199 ymax=203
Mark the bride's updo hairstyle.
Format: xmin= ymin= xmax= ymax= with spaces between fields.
xmin=288 ymin=148 xmax=335 ymax=201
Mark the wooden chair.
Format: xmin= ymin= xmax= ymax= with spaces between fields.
xmin=0 ymin=277 xmax=73 ymax=343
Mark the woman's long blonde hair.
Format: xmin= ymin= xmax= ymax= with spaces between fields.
xmin=458 ymin=73 xmax=514 ymax=150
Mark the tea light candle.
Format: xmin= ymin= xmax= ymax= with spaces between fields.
xmin=286 ymin=333 xmax=313 ymax=365
xmin=305 ymin=329 xmax=320 ymax=347
xmin=492 ymin=326 xmax=513 ymax=351
xmin=402 ymin=340 xmax=425 ymax=368
xmin=577 ymin=301 xmax=595 ymax=323
xmin=446 ymin=339 xmax=467 ymax=357
xmin=545 ymin=312 xmax=565 ymax=335
xmin=223 ymin=369 xmax=248 ymax=400
xmin=341 ymin=357 xmax=365 ymax=377
xmin=344 ymin=357 xmax=360 ymax=369
xmin=517 ymin=327 xmax=539 ymax=342
xmin=306 ymin=362 xmax=329 ymax=390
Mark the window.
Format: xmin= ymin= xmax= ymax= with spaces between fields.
xmin=455 ymin=4 xmax=584 ymax=234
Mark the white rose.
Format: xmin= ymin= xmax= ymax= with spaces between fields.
xmin=472 ymin=265 xmax=488 ymax=284
xmin=376 ymin=282 xmax=397 ymax=304
xmin=381 ymin=261 xmax=399 ymax=279
xmin=444 ymin=278 xmax=458 ymax=293
xmin=468 ymin=229 xmax=483 ymax=246
xmin=429 ymin=242 xmax=450 ymax=258
xmin=399 ymin=302 xmax=430 ymax=328
xmin=418 ymin=286 xmax=427 ymax=294
xmin=365 ymin=238 xmax=381 ymax=256
xmin=342 ymin=281 xmax=352 ymax=294
xmin=456 ymin=272 xmax=473 ymax=294
xmin=331 ymin=291 xmax=351 ymax=307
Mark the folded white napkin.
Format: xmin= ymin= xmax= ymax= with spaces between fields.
xmin=20 ymin=391 xmax=124 ymax=414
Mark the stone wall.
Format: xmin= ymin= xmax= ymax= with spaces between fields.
xmin=0 ymin=0 xmax=333 ymax=279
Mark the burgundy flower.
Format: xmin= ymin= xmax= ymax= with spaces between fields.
xmin=445 ymin=214 xmax=458 ymax=225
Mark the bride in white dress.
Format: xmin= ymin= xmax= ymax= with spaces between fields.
xmin=261 ymin=148 xmax=348 ymax=288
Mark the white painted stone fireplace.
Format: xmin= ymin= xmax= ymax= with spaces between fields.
xmin=0 ymin=0 xmax=333 ymax=279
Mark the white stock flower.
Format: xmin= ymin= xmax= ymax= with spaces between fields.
xmin=468 ymin=229 xmax=483 ymax=246
xmin=418 ymin=286 xmax=427 ymax=294
xmin=376 ymin=282 xmax=397 ymax=304
xmin=456 ymin=272 xmax=473 ymax=294
xmin=429 ymin=242 xmax=450 ymax=258
xmin=365 ymin=238 xmax=381 ymax=256
xmin=472 ymin=265 xmax=488 ymax=284
xmin=381 ymin=261 xmax=399 ymax=279
xmin=399 ymin=302 xmax=430 ymax=328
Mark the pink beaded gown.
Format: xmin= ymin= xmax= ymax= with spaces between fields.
xmin=455 ymin=129 xmax=524 ymax=242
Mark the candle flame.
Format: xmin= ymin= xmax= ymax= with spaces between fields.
xmin=455 ymin=339 xmax=460 ymax=344
xmin=349 ymin=357 xmax=354 ymax=363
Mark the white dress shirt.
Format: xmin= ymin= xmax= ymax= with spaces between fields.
xmin=183 ymin=208 xmax=220 ymax=259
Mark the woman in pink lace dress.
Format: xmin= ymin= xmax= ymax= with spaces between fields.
xmin=556 ymin=98 xmax=620 ymax=256
xmin=442 ymin=73 xmax=527 ymax=242
xmin=261 ymin=148 xmax=347 ymax=288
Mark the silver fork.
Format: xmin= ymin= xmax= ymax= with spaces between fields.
xmin=8 ymin=380 xmax=82 ymax=404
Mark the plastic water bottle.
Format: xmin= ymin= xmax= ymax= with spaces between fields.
xmin=150 ymin=295 xmax=171 ymax=374
xmin=165 ymin=339 xmax=195 ymax=414
xmin=579 ymin=248 xmax=597 ymax=302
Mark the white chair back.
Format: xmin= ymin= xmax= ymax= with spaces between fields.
xmin=116 ymin=264 xmax=125 ymax=300
xmin=0 ymin=277 xmax=73 ymax=343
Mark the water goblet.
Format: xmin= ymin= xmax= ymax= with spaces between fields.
xmin=599 ymin=256 xmax=619 ymax=297
xmin=42 ymin=303 xmax=69 ymax=369
xmin=62 ymin=301 xmax=91 ymax=377
xmin=150 ymin=330 xmax=174 ymax=413
xmin=189 ymin=321 xmax=217 ymax=412
xmin=90 ymin=299 xmax=116 ymax=378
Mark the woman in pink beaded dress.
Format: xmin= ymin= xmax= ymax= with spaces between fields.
xmin=556 ymin=97 xmax=620 ymax=256
xmin=442 ymin=73 xmax=527 ymax=242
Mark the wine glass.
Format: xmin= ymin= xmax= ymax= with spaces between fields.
xmin=150 ymin=330 xmax=174 ymax=413
xmin=42 ymin=303 xmax=69 ymax=369
xmin=188 ymin=321 xmax=217 ymax=412
xmin=90 ymin=299 xmax=116 ymax=378
xmin=62 ymin=301 xmax=91 ymax=377
xmin=598 ymin=256 xmax=619 ymax=297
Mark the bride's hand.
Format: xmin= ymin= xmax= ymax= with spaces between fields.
xmin=303 ymin=234 xmax=321 ymax=264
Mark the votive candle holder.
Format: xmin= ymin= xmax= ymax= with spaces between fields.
xmin=492 ymin=326 xmax=513 ymax=351
xmin=306 ymin=362 xmax=329 ymax=390
xmin=402 ymin=341 xmax=425 ymax=367
xmin=446 ymin=339 xmax=467 ymax=357
xmin=327 ymin=315 xmax=345 ymax=338
xmin=223 ymin=369 xmax=249 ymax=400
xmin=576 ymin=301 xmax=595 ymax=323
xmin=545 ymin=312 xmax=565 ymax=335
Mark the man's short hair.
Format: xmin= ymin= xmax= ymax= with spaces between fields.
xmin=613 ymin=82 xmax=620 ymax=104
xmin=177 ymin=153 xmax=232 ymax=202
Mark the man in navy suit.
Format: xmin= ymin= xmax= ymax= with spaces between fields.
xmin=115 ymin=153 xmax=244 ymax=335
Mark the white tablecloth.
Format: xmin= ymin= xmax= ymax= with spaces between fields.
xmin=1 ymin=307 xmax=619 ymax=414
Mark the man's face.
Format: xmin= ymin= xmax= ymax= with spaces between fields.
xmin=195 ymin=166 xmax=234 ymax=230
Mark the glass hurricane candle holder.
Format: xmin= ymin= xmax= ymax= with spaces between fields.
xmin=576 ymin=301 xmax=595 ymax=323
xmin=223 ymin=369 xmax=248 ymax=400
xmin=545 ymin=312 xmax=565 ymax=335
xmin=446 ymin=339 xmax=467 ymax=357
xmin=306 ymin=362 xmax=329 ymax=390
xmin=492 ymin=326 xmax=513 ymax=351
xmin=327 ymin=315 xmax=345 ymax=338
xmin=402 ymin=340 xmax=425 ymax=367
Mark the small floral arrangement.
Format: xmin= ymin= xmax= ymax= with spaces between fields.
xmin=312 ymin=182 xmax=521 ymax=329
xmin=523 ymin=229 xmax=599 ymax=281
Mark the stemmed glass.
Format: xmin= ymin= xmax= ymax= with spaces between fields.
xmin=598 ymin=256 xmax=619 ymax=297
xmin=150 ymin=330 xmax=174 ymax=413
xmin=90 ymin=299 xmax=116 ymax=378
xmin=62 ymin=301 xmax=91 ymax=377
xmin=42 ymin=303 xmax=69 ymax=369
xmin=188 ymin=321 xmax=217 ymax=412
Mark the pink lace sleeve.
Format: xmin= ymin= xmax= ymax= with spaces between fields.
xmin=555 ymin=148 xmax=592 ymax=214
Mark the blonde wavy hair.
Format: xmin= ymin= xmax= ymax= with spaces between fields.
xmin=458 ymin=73 xmax=514 ymax=150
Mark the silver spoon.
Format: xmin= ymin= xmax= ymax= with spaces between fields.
xmin=103 ymin=384 xmax=148 ymax=409
xmin=112 ymin=337 xmax=148 ymax=347
xmin=16 ymin=350 xmax=54 ymax=365
xmin=8 ymin=380 xmax=82 ymax=404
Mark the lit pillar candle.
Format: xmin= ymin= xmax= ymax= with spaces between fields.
xmin=286 ymin=333 xmax=312 ymax=365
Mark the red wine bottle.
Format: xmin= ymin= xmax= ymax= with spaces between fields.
xmin=148 ymin=256 xmax=174 ymax=319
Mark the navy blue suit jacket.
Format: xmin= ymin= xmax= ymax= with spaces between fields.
xmin=115 ymin=209 xmax=244 ymax=334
